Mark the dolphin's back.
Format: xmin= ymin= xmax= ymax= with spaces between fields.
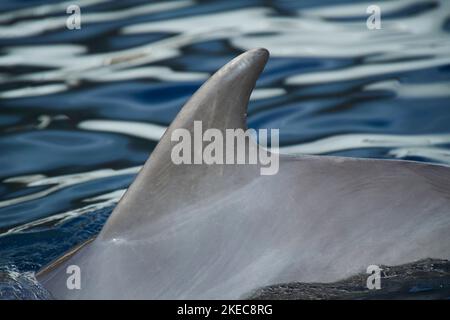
xmin=37 ymin=49 xmax=450 ymax=299
xmin=38 ymin=154 xmax=450 ymax=299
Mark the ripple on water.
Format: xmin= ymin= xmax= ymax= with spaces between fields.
xmin=0 ymin=0 xmax=449 ymax=299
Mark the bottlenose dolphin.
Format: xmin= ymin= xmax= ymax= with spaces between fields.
xmin=37 ymin=48 xmax=450 ymax=299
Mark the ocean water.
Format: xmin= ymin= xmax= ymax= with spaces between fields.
xmin=0 ymin=0 xmax=449 ymax=299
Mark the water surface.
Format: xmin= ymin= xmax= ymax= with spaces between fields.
xmin=0 ymin=0 xmax=449 ymax=299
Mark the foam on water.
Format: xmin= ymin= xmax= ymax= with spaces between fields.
xmin=0 ymin=266 xmax=52 ymax=300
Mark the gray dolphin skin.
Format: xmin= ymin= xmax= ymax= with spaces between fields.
xmin=37 ymin=48 xmax=450 ymax=299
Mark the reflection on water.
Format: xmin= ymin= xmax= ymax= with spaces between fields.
xmin=0 ymin=0 xmax=450 ymax=299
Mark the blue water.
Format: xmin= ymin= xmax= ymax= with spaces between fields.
xmin=0 ymin=0 xmax=450 ymax=298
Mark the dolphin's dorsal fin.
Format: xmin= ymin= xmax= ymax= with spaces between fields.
xmin=100 ymin=49 xmax=269 ymax=239
xmin=168 ymin=48 xmax=269 ymax=132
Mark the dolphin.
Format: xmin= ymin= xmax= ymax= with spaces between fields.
xmin=36 ymin=48 xmax=450 ymax=299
